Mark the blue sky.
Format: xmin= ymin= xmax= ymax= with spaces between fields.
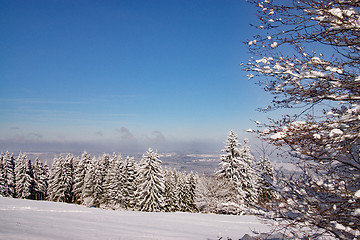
xmin=0 ymin=0 xmax=270 ymax=153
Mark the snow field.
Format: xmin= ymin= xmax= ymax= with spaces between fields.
xmin=0 ymin=197 xmax=270 ymax=240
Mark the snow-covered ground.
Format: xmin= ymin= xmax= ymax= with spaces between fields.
xmin=0 ymin=197 xmax=270 ymax=240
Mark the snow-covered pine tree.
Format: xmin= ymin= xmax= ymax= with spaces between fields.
xmin=216 ymin=131 xmax=246 ymax=213
xmin=33 ymin=158 xmax=48 ymax=200
xmin=123 ymin=155 xmax=138 ymax=209
xmin=15 ymin=153 xmax=34 ymax=199
xmin=47 ymin=154 xmax=74 ymax=203
xmin=0 ymin=152 xmax=5 ymax=196
xmin=257 ymin=156 xmax=276 ymax=203
xmin=73 ymin=151 xmax=90 ymax=204
xmin=237 ymin=139 xmax=258 ymax=206
xmin=0 ymin=151 xmax=15 ymax=197
xmin=177 ymin=171 xmax=189 ymax=212
xmin=43 ymin=161 xmax=49 ymax=199
xmin=163 ymin=168 xmax=179 ymax=212
xmin=185 ymin=172 xmax=197 ymax=212
xmin=63 ymin=154 xmax=74 ymax=203
xmin=217 ymin=130 xmax=241 ymax=180
xmin=47 ymin=155 xmax=61 ymax=201
xmin=5 ymin=152 xmax=16 ymax=198
xmin=136 ymin=148 xmax=165 ymax=212
xmin=81 ymin=156 xmax=96 ymax=206
xmin=92 ymin=157 xmax=104 ymax=207
xmin=103 ymin=153 xmax=124 ymax=209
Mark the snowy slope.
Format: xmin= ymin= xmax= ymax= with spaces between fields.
xmin=0 ymin=197 xmax=270 ymax=240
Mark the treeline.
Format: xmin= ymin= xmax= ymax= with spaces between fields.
xmin=0 ymin=148 xmax=197 ymax=212
xmin=0 ymin=131 xmax=276 ymax=214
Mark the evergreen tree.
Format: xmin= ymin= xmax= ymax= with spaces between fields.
xmin=237 ymin=139 xmax=258 ymax=205
xmin=185 ymin=172 xmax=197 ymax=212
xmin=63 ymin=154 xmax=74 ymax=203
xmin=5 ymin=152 xmax=16 ymax=197
xmin=81 ymin=156 xmax=96 ymax=206
xmin=136 ymin=148 xmax=165 ymax=212
xmin=177 ymin=172 xmax=198 ymax=212
xmin=92 ymin=157 xmax=104 ymax=207
xmin=47 ymin=154 xmax=74 ymax=203
xmin=163 ymin=168 xmax=179 ymax=212
xmin=15 ymin=153 xmax=34 ymax=199
xmin=47 ymin=155 xmax=61 ymax=201
xmin=73 ymin=151 xmax=90 ymax=204
xmin=33 ymin=158 xmax=47 ymax=200
xmin=257 ymin=156 xmax=276 ymax=203
xmin=217 ymin=132 xmax=259 ymax=211
xmin=216 ymin=131 xmax=245 ymax=210
xmin=43 ymin=161 xmax=49 ymax=199
xmin=123 ymin=155 xmax=138 ymax=209
xmin=0 ymin=152 xmax=5 ymax=196
xmin=103 ymin=153 xmax=123 ymax=208
xmin=177 ymin=172 xmax=189 ymax=211
xmin=217 ymin=130 xmax=241 ymax=181
xmin=0 ymin=152 xmax=15 ymax=197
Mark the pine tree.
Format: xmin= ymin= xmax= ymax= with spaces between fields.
xmin=163 ymin=168 xmax=179 ymax=212
xmin=217 ymin=130 xmax=241 ymax=181
xmin=43 ymin=161 xmax=49 ymax=199
xmin=185 ymin=172 xmax=197 ymax=212
xmin=81 ymin=156 xmax=96 ymax=206
xmin=136 ymin=148 xmax=165 ymax=212
xmin=217 ymin=132 xmax=259 ymax=212
xmin=0 ymin=152 xmax=5 ymax=196
xmin=237 ymin=139 xmax=258 ymax=205
xmin=47 ymin=154 xmax=74 ymax=203
xmin=103 ymin=153 xmax=123 ymax=208
xmin=73 ymin=151 xmax=90 ymax=204
xmin=123 ymin=155 xmax=138 ymax=209
xmin=177 ymin=172 xmax=189 ymax=211
xmin=92 ymin=157 xmax=104 ymax=207
xmin=5 ymin=152 xmax=16 ymax=197
xmin=33 ymin=158 xmax=47 ymax=200
xmin=15 ymin=153 xmax=34 ymax=199
xmin=0 ymin=152 xmax=15 ymax=197
xmin=63 ymin=154 xmax=74 ymax=203
xmin=216 ymin=131 xmax=245 ymax=210
xmin=257 ymin=156 xmax=276 ymax=203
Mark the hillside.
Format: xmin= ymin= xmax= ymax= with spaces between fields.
xmin=0 ymin=197 xmax=270 ymax=240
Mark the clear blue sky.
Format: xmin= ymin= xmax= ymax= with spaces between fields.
xmin=0 ymin=0 xmax=270 ymax=153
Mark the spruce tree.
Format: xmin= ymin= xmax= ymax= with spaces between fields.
xmin=48 ymin=154 xmax=73 ymax=203
xmin=136 ymin=148 xmax=165 ymax=212
xmin=237 ymin=139 xmax=258 ymax=205
xmin=216 ymin=131 xmax=244 ymax=209
xmin=217 ymin=130 xmax=241 ymax=181
xmin=0 ymin=152 xmax=5 ymax=196
xmin=33 ymin=158 xmax=47 ymax=200
xmin=5 ymin=152 xmax=16 ymax=197
xmin=257 ymin=156 xmax=276 ymax=203
xmin=185 ymin=172 xmax=197 ymax=212
xmin=73 ymin=151 xmax=90 ymax=204
xmin=92 ymin=157 xmax=104 ymax=207
xmin=63 ymin=154 xmax=74 ymax=203
xmin=163 ymin=168 xmax=179 ymax=212
xmin=15 ymin=153 xmax=34 ymax=199
xmin=103 ymin=153 xmax=123 ymax=208
xmin=81 ymin=156 xmax=96 ymax=206
xmin=0 ymin=152 xmax=15 ymax=197
xmin=123 ymin=155 xmax=138 ymax=209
